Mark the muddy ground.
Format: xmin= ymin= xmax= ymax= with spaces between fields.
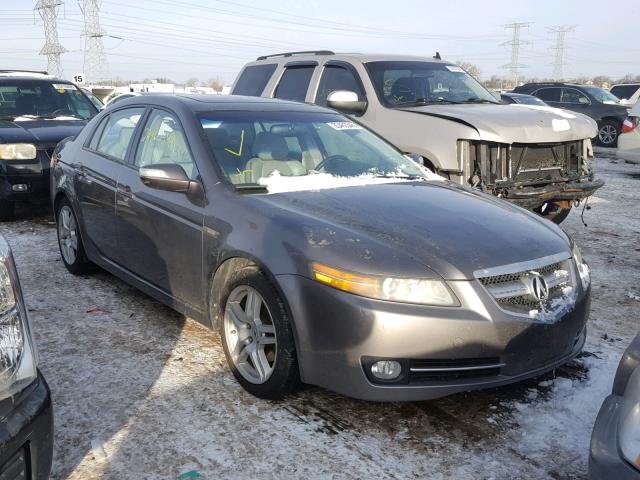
xmin=2 ymin=153 xmax=639 ymax=480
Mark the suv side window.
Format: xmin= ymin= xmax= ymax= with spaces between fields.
xmin=233 ymin=64 xmax=277 ymax=96
xmin=315 ymin=65 xmax=364 ymax=106
xmin=135 ymin=109 xmax=198 ymax=180
xmin=534 ymin=87 xmax=560 ymax=102
xmin=95 ymin=107 xmax=145 ymax=162
xmin=274 ymin=65 xmax=315 ymax=102
xmin=561 ymin=88 xmax=589 ymax=104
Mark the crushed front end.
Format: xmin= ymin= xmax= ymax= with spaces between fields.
xmin=456 ymin=138 xmax=604 ymax=214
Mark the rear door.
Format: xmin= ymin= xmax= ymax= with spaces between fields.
xmin=533 ymin=87 xmax=561 ymax=108
xmin=114 ymin=107 xmax=205 ymax=311
xmin=77 ymin=106 xmax=145 ymax=260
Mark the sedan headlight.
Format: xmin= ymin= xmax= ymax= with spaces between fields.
xmin=311 ymin=262 xmax=458 ymax=306
xmin=0 ymin=241 xmax=37 ymax=400
xmin=619 ymin=368 xmax=640 ymax=472
xmin=572 ymin=243 xmax=590 ymax=290
xmin=0 ymin=143 xmax=37 ymax=160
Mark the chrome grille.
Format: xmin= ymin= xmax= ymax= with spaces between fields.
xmin=477 ymin=255 xmax=574 ymax=316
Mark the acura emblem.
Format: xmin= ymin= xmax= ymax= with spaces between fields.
xmin=525 ymin=271 xmax=549 ymax=302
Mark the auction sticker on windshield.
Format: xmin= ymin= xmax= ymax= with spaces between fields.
xmin=52 ymin=83 xmax=77 ymax=93
xmin=326 ymin=121 xmax=363 ymax=130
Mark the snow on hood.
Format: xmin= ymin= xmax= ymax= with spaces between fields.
xmin=402 ymin=103 xmax=598 ymax=143
xmin=257 ymin=169 xmax=444 ymax=194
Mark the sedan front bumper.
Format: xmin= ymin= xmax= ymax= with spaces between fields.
xmin=278 ymin=275 xmax=589 ymax=401
xmin=589 ymin=394 xmax=640 ymax=479
xmin=0 ymin=372 xmax=54 ymax=479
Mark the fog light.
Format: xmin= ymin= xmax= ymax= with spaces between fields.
xmin=11 ymin=184 xmax=27 ymax=192
xmin=371 ymin=360 xmax=402 ymax=380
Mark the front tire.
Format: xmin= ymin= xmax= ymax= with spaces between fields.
xmin=535 ymin=203 xmax=572 ymax=224
xmin=597 ymin=120 xmax=620 ymax=147
xmin=56 ymin=198 xmax=94 ymax=275
xmin=220 ymin=267 xmax=299 ymax=400
xmin=0 ymin=200 xmax=15 ymax=221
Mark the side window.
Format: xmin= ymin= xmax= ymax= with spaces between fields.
xmin=315 ymin=65 xmax=364 ymax=106
xmin=274 ymin=66 xmax=315 ymax=102
xmin=134 ymin=109 xmax=198 ymax=180
xmin=232 ymin=64 xmax=277 ymax=96
xmin=95 ymin=107 xmax=144 ymax=162
xmin=535 ymin=88 xmax=560 ymax=102
xmin=561 ymin=88 xmax=589 ymax=104
xmin=87 ymin=115 xmax=109 ymax=150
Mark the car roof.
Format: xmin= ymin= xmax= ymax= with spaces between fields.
xmin=502 ymin=92 xmax=534 ymax=97
xmin=0 ymin=75 xmax=72 ymax=84
xmin=114 ymin=93 xmax=338 ymax=114
xmin=248 ymin=52 xmax=450 ymax=66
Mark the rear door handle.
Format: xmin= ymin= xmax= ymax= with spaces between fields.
xmin=118 ymin=184 xmax=132 ymax=194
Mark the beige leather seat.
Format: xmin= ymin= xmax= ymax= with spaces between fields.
xmin=103 ymin=125 xmax=134 ymax=160
xmin=245 ymin=132 xmax=306 ymax=183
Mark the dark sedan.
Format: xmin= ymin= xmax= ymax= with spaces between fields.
xmin=51 ymin=94 xmax=590 ymax=401
xmin=513 ymin=82 xmax=630 ymax=147
xmin=0 ymin=234 xmax=53 ymax=479
xmin=0 ymin=72 xmax=99 ymax=219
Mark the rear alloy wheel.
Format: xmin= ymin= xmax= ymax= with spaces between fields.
xmin=0 ymin=200 xmax=15 ymax=222
xmin=220 ymin=268 xmax=299 ymax=399
xmin=56 ymin=199 xmax=94 ymax=275
xmin=597 ymin=120 xmax=620 ymax=147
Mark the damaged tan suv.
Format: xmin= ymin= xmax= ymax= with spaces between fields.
xmin=232 ymin=51 xmax=604 ymax=223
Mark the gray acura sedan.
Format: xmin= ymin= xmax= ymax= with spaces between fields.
xmin=50 ymin=95 xmax=591 ymax=401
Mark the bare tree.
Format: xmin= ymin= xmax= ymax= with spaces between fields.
xmin=185 ymin=77 xmax=199 ymax=88
xmin=205 ymin=77 xmax=223 ymax=92
xmin=456 ymin=61 xmax=481 ymax=80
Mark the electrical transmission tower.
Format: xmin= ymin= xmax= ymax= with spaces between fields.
xmin=549 ymin=25 xmax=576 ymax=81
xmin=501 ymin=22 xmax=531 ymax=87
xmin=34 ymin=0 xmax=67 ymax=77
xmin=79 ymin=0 xmax=109 ymax=83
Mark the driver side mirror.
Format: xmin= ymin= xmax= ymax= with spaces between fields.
xmin=139 ymin=163 xmax=197 ymax=193
xmin=578 ymin=97 xmax=590 ymax=104
xmin=327 ymin=90 xmax=367 ymax=114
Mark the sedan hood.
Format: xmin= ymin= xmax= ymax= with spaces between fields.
xmin=252 ymin=181 xmax=570 ymax=280
xmin=401 ymin=103 xmax=597 ymax=143
xmin=0 ymin=119 xmax=86 ymax=145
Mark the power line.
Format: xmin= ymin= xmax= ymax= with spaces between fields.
xmin=79 ymin=0 xmax=109 ymax=83
xmin=34 ymin=0 xmax=67 ymax=77
xmin=549 ymin=25 xmax=576 ymax=80
xmin=501 ymin=22 xmax=532 ymax=86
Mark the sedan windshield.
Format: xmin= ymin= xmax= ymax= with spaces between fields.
xmin=198 ymin=111 xmax=436 ymax=193
xmin=365 ymin=61 xmax=499 ymax=107
xmin=0 ymin=80 xmax=98 ymax=120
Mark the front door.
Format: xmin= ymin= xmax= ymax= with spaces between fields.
xmin=76 ymin=107 xmax=145 ymax=260
xmin=114 ymin=108 xmax=205 ymax=312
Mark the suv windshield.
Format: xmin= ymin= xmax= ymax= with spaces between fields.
xmin=198 ymin=111 xmax=436 ymax=193
xmin=582 ymin=86 xmax=620 ymax=104
xmin=0 ymin=79 xmax=98 ymax=120
xmin=365 ymin=61 xmax=498 ymax=107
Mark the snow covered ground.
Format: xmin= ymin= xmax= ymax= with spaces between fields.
xmin=2 ymin=154 xmax=638 ymax=480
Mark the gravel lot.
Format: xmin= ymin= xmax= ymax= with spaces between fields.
xmin=2 ymin=153 xmax=639 ymax=480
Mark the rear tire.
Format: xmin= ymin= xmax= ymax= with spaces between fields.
xmin=56 ymin=198 xmax=94 ymax=275
xmin=536 ymin=203 xmax=572 ymax=224
xmin=596 ymin=120 xmax=620 ymax=147
xmin=0 ymin=200 xmax=15 ymax=221
xmin=219 ymin=267 xmax=299 ymax=400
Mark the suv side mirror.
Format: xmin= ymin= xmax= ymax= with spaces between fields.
xmin=327 ymin=90 xmax=367 ymax=114
xmin=139 ymin=163 xmax=195 ymax=193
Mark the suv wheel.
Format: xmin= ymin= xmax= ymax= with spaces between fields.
xmin=597 ymin=120 xmax=620 ymax=147
xmin=56 ymin=199 xmax=94 ymax=275
xmin=220 ymin=267 xmax=299 ymax=400
xmin=0 ymin=200 xmax=15 ymax=222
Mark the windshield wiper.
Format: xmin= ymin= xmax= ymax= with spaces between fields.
xmin=393 ymin=98 xmax=463 ymax=107
xmin=235 ymin=184 xmax=268 ymax=193
xmin=372 ymin=173 xmax=424 ymax=180
xmin=462 ymin=98 xmax=499 ymax=104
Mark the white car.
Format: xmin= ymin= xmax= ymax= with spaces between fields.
xmin=617 ymin=100 xmax=640 ymax=164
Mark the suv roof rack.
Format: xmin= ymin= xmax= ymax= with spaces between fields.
xmin=0 ymin=70 xmax=51 ymax=77
xmin=256 ymin=50 xmax=335 ymax=61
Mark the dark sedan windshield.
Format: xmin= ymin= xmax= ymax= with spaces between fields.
xmin=198 ymin=111 xmax=433 ymax=192
xmin=366 ymin=61 xmax=499 ymax=107
xmin=0 ymin=80 xmax=98 ymax=120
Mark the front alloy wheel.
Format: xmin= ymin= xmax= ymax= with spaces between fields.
xmin=223 ymin=285 xmax=277 ymax=384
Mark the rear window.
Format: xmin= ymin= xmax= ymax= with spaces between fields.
xmin=610 ymin=85 xmax=639 ymax=101
xmin=232 ymin=64 xmax=277 ymax=96
xmin=274 ymin=65 xmax=315 ymax=102
xmin=534 ymin=88 xmax=560 ymax=102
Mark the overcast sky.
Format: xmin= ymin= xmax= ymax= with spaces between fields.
xmin=2 ymin=0 xmax=639 ymax=84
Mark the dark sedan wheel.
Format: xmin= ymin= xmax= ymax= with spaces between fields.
xmin=597 ymin=120 xmax=620 ymax=147
xmin=220 ymin=267 xmax=299 ymax=400
xmin=56 ymin=199 xmax=93 ymax=275
xmin=0 ymin=200 xmax=15 ymax=221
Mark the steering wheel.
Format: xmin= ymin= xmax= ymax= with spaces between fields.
xmin=314 ymin=154 xmax=351 ymax=173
